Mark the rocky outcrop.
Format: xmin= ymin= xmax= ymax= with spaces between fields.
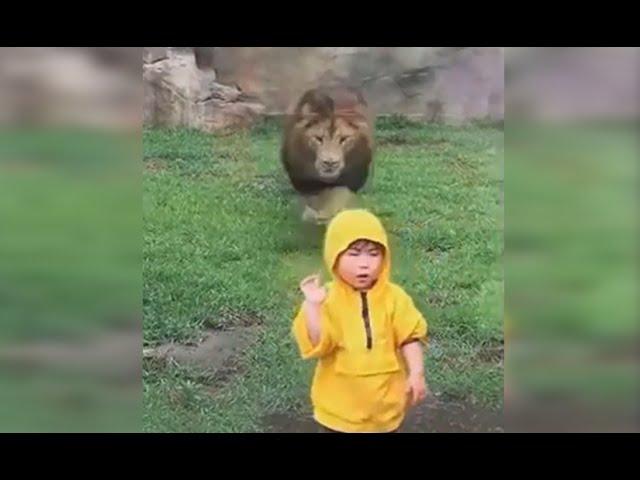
xmin=212 ymin=47 xmax=504 ymax=124
xmin=142 ymin=47 xmax=504 ymax=130
xmin=143 ymin=47 xmax=265 ymax=132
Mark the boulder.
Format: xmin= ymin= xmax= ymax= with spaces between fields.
xmin=143 ymin=47 xmax=265 ymax=132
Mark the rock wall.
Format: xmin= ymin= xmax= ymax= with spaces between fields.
xmin=143 ymin=47 xmax=504 ymax=131
xmin=143 ymin=47 xmax=265 ymax=132
xmin=212 ymin=47 xmax=504 ymax=123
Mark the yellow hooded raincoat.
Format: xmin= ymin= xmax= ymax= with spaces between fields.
xmin=292 ymin=209 xmax=427 ymax=433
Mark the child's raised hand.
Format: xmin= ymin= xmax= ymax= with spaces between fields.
xmin=299 ymin=274 xmax=327 ymax=304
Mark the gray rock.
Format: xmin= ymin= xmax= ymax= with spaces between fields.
xmin=143 ymin=47 xmax=265 ymax=131
xmin=203 ymin=47 xmax=504 ymax=123
xmin=143 ymin=47 xmax=506 ymax=127
xmin=143 ymin=47 xmax=168 ymax=64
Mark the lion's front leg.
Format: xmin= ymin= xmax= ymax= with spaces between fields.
xmin=302 ymin=187 xmax=354 ymax=225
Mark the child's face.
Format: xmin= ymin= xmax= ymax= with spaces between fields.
xmin=335 ymin=239 xmax=384 ymax=291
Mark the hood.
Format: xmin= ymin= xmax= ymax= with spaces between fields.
xmin=323 ymin=209 xmax=391 ymax=291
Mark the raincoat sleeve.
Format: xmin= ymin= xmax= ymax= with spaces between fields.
xmin=292 ymin=301 xmax=336 ymax=359
xmin=392 ymin=287 xmax=428 ymax=348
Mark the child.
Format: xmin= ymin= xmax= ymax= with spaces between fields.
xmin=292 ymin=209 xmax=428 ymax=433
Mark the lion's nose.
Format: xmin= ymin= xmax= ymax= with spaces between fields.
xmin=321 ymin=159 xmax=339 ymax=169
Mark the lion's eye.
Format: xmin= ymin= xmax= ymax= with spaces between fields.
xmin=339 ymin=136 xmax=349 ymax=144
xmin=314 ymin=136 xmax=323 ymax=143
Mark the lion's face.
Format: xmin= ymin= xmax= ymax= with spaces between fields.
xmin=302 ymin=117 xmax=360 ymax=179
xmin=283 ymin=86 xmax=373 ymax=187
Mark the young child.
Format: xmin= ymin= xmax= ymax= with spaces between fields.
xmin=292 ymin=209 xmax=428 ymax=433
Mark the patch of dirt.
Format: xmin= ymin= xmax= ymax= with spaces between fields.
xmin=262 ymin=412 xmax=320 ymax=433
xmin=262 ymin=398 xmax=503 ymax=433
xmin=143 ymin=326 xmax=256 ymax=376
xmin=401 ymin=398 xmax=503 ymax=433
xmin=0 ymin=328 xmax=141 ymax=383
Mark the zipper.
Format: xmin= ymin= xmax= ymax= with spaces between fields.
xmin=360 ymin=291 xmax=372 ymax=350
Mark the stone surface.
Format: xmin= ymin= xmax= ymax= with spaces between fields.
xmin=143 ymin=47 xmax=265 ymax=132
xmin=211 ymin=47 xmax=505 ymax=123
xmin=143 ymin=47 xmax=168 ymax=64
xmin=142 ymin=47 xmax=506 ymax=128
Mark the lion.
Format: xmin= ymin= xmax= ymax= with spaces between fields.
xmin=281 ymin=85 xmax=375 ymax=224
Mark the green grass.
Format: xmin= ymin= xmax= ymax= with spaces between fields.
xmin=505 ymin=123 xmax=638 ymax=413
xmin=0 ymin=129 xmax=141 ymax=342
xmin=0 ymin=129 xmax=141 ymax=432
xmin=142 ymin=117 xmax=504 ymax=432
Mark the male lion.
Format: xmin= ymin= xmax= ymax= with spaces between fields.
xmin=281 ymin=85 xmax=374 ymax=224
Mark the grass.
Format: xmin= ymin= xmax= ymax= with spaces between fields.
xmin=142 ymin=116 xmax=504 ymax=432
xmin=0 ymin=129 xmax=141 ymax=432
xmin=0 ymin=129 xmax=140 ymax=342
xmin=505 ymin=122 xmax=638 ymax=414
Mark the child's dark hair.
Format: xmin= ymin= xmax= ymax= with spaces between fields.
xmin=346 ymin=238 xmax=385 ymax=252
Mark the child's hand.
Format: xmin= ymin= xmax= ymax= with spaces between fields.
xmin=406 ymin=372 xmax=428 ymax=406
xmin=300 ymin=274 xmax=327 ymax=304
